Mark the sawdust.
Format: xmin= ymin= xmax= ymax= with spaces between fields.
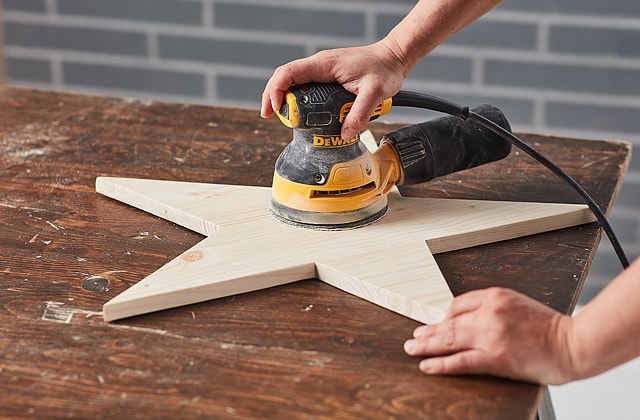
xmin=0 ymin=121 xmax=71 ymax=167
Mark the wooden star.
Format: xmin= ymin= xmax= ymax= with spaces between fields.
xmin=96 ymin=176 xmax=594 ymax=324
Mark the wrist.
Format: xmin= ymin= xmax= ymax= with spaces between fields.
xmin=548 ymin=313 xmax=584 ymax=384
xmin=552 ymin=310 xmax=612 ymax=383
xmin=379 ymin=15 xmax=438 ymax=78
xmin=375 ymin=37 xmax=413 ymax=79
xmin=566 ymin=309 xmax=621 ymax=381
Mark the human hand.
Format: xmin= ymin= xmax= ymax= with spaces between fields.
xmin=403 ymin=287 xmax=578 ymax=384
xmin=261 ymin=40 xmax=408 ymax=140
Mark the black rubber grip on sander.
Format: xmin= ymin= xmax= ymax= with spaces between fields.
xmin=381 ymin=104 xmax=512 ymax=185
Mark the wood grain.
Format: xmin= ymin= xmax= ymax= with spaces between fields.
xmin=0 ymin=86 xmax=630 ymax=419
xmin=97 ymin=177 xmax=594 ymax=324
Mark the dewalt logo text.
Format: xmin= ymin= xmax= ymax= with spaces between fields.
xmin=313 ymin=135 xmax=358 ymax=148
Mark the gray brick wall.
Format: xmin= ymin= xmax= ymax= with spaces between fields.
xmin=2 ymin=0 xmax=639 ymax=303
xmin=0 ymin=7 xmax=5 ymax=83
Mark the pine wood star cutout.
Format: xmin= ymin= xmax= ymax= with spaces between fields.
xmin=96 ymin=176 xmax=594 ymax=323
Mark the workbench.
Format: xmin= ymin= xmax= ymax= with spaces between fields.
xmin=0 ymin=86 xmax=630 ymax=419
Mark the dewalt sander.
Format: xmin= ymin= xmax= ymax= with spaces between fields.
xmin=267 ymin=81 xmax=632 ymax=269
xmin=270 ymin=82 xmax=513 ymax=230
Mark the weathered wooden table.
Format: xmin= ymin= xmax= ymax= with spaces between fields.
xmin=0 ymin=86 xmax=630 ymax=419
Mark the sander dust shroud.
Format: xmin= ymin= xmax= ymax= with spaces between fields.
xmin=269 ymin=82 xmax=629 ymax=269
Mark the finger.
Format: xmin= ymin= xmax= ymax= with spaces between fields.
xmin=261 ymin=56 xmax=337 ymax=117
xmin=410 ymin=291 xmax=485 ymax=339
xmin=261 ymin=64 xmax=296 ymax=118
xmin=444 ymin=289 xmax=487 ymax=318
xmin=412 ymin=323 xmax=430 ymax=338
xmin=404 ymin=318 xmax=471 ymax=356
xmin=340 ymin=88 xmax=381 ymax=140
xmin=260 ymin=88 xmax=279 ymax=118
xmin=417 ymin=351 xmax=490 ymax=376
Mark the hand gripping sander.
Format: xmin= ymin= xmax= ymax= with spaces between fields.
xmin=269 ymin=82 xmax=513 ymax=230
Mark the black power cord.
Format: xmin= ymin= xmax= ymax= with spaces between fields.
xmin=392 ymin=90 xmax=630 ymax=270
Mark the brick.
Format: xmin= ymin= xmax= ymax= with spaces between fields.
xmin=630 ymin=144 xmax=640 ymax=172
xmin=609 ymin=179 xmax=640 ymax=210
xmin=609 ymin=210 xmax=639 ymax=247
xmin=497 ymin=0 xmax=640 ymax=17
xmin=377 ymin=14 xmax=537 ymax=50
xmin=450 ymin=95 xmax=534 ymax=127
xmin=484 ymin=59 xmax=640 ymax=97
xmin=2 ymin=0 xmax=46 ymax=12
xmin=4 ymin=22 xmax=147 ymax=56
xmin=550 ymin=26 xmax=640 ymax=59
xmin=63 ymin=62 xmax=205 ymax=96
xmin=214 ymin=4 xmax=365 ymax=38
xmin=379 ymin=95 xmax=533 ymax=127
xmin=217 ymin=75 xmax=265 ymax=104
xmin=375 ymin=13 xmax=404 ymax=38
xmin=58 ymin=0 xmax=202 ymax=25
xmin=446 ymin=21 xmax=537 ymax=50
xmin=586 ymin=248 xmax=630 ymax=285
xmin=469 ymin=96 xmax=534 ymax=126
xmin=545 ymin=102 xmax=640 ymax=135
xmin=159 ymin=35 xmax=305 ymax=68
xmin=7 ymin=57 xmax=52 ymax=83
xmin=579 ymin=265 xmax=612 ymax=303
xmin=407 ymin=56 xmax=472 ymax=83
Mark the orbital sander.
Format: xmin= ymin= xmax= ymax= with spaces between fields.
xmin=269 ymin=82 xmax=513 ymax=230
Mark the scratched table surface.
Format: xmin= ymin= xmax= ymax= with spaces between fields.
xmin=0 ymin=86 xmax=630 ymax=419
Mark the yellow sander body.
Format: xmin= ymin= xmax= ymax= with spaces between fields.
xmin=269 ymin=82 xmax=513 ymax=230
xmin=270 ymin=83 xmax=399 ymax=230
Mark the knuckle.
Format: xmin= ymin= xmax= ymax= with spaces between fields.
xmin=486 ymin=286 xmax=508 ymax=300
xmin=441 ymin=319 xmax=460 ymax=351
xmin=413 ymin=325 xmax=430 ymax=338
xmin=348 ymin=113 xmax=369 ymax=125
xmin=367 ymin=84 xmax=388 ymax=99
xmin=484 ymin=287 xmax=515 ymax=314
xmin=454 ymin=352 xmax=474 ymax=371
xmin=447 ymin=298 xmax=462 ymax=315
xmin=275 ymin=62 xmax=294 ymax=78
xmin=313 ymin=49 xmax=333 ymax=60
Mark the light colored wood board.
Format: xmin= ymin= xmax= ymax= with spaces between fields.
xmin=97 ymin=176 xmax=595 ymax=323
xmin=96 ymin=177 xmax=272 ymax=236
